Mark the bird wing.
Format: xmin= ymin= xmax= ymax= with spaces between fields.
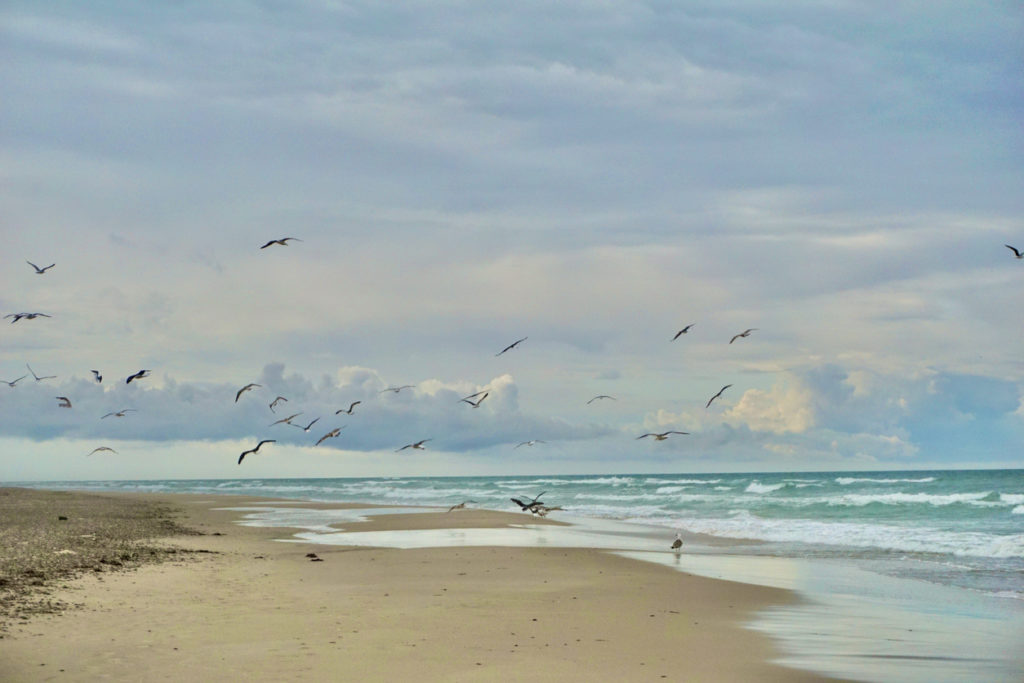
xmin=637 ymin=433 xmax=653 ymax=439
xmin=1007 ymin=244 xmax=1022 ymax=257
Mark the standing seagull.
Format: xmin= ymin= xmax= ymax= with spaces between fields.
xmin=235 ymin=383 xmax=261 ymax=402
xmin=587 ymin=395 xmax=616 ymax=404
xmin=56 ymin=396 xmax=72 ymax=408
xmin=671 ymin=533 xmax=683 ymax=550
xmin=26 ymin=261 xmax=55 ymax=274
xmin=238 ymin=439 xmax=275 ymax=464
xmin=1006 ymin=244 xmax=1023 ymax=259
xmin=636 ymin=431 xmax=689 ymax=441
xmin=335 ymin=401 xmax=361 ymax=415
xmin=260 ymin=237 xmax=302 ymax=249
xmin=269 ymin=396 xmax=288 ymax=412
xmin=88 ymin=446 xmax=118 ymax=456
xmin=729 ymin=328 xmax=757 ymax=344
xmin=126 ymin=369 xmax=150 ymax=384
xmin=496 ymin=337 xmax=527 ymax=356
xmin=672 ymin=324 xmax=695 ymax=340
xmin=315 ymin=427 xmax=343 ymax=446
xmin=91 ymin=370 xmax=103 ymax=383
xmin=26 ymin=364 xmax=56 ymax=381
xmin=2 ymin=375 xmax=27 ymax=387
xmin=396 ymin=439 xmax=431 ymax=452
xmin=706 ymin=384 xmax=732 ymax=409
xmin=461 ymin=392 xmax=488 ymax=408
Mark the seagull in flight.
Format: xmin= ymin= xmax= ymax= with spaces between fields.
xmin=26 ymin=364 xmax=56 ymax=381
xmin=514 ymin=440 xmax=545 ymax=449
xmin=446 ymin=500 xmax=477 ymax=513
xmin=335 ymin=401 xmax=361 ymax=415
xmin=269 ymin=412 xmax=302 ymax=427
xmin=26 ymin=261 xmax=56 ymax=274
xmin=1006 ymin=244 xmax=1023 ymax=259
xmin=315 ymin=427 xmax=343 ymax=446
xmin=269 ymin=396 xmax=288 ymax=412
xmin=260 ymin=237 xmax=302 ymax=249
xmin=2 ymin=375 xmax=27 ymax=387
xmin=88 ymin=446 xmax=118 ymax=456
xmin=705 ymin=384 xmax=732 ymax=409
xmin=636 ymin=431 xmax=689 ymax=441
xmin=510 ymin=491 xmax=547 ymax=512
xmin=91 ymin=370 xmax=103 ymax=383
xmin=380 ymin=385 xmax=414 ymax=394
xmin=587 ymin=395 xmax=616 ymax=404
xmin=460 ymin=389 xmax=488 ymax=402
xmin=461 ymin=392 xmax=488 ymax=408
xmin=729 ymin=328 xmax=757 ymax=344
xmin=6 ymin=312 xmax=51 ymax=323
xmin=238 ymin=439 xmax=275 ymax=464
xmin=496 ymin=337 xmax=527 ymax=356
xmin=396 ymin=439 xmax=431 ymax=452
xmin=101 ymin=409 xmax=136 ymax=419
xmin=235 ymin=383 xmax=261 ymax=402
xmin=56 ymin=396 xmax=72 ymax=408
xmin=291 ymin=417 xmax=321 ymax=432
xmin=672 ymin=324 xmax=695 ymax=340
xmin=126 ymin=369 xmax=150 ymax=384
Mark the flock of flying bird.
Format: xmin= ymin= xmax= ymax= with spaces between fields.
xmin=7 ymin=243 xmax=1023 ymax=481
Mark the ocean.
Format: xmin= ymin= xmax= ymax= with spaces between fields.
xmin=13 ymin=468 xmax=1024 ymax=681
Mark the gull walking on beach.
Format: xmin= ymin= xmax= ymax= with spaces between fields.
xmin=636 ymin=431 xmax=689 ymax=441
xmin=729 ymin=328 xmax=757 ymax=344
xmin=238 ymin=439 xmax=275 ymax=464
xmin=235 ymin=383 xmax=261 ymax=402
xmin=26 ymin=261 xmax=56 ymax=274
xmin=260 ymin=237 xmax=302 ymax=249
xmin=496 ymin=337 xmax=527 ymax=356
xmin=396 ymin=439 xmax=431 ymax=452
xmin=706 ymin=384 xmax=732 ymax=409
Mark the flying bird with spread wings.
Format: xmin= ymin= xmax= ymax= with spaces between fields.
xmin=396 ymin=439 xmax=431 ymax=452
xmin=672 ymin=324 xmax=694 ymax=340
xmin=705 ymin=384 xmax=733 ymax=409
xmin=461 ymin=392 xmax=488 ymax=408
xmin=26 ymin=364 xmax=56 ymax=381
xmin=335 ymin=401 xmax=361 ymax=415
xmin=729 ymin=329 xmax=757 ymax=344
xmin=260 ymin=238 xmax=302 ymax=249
xmin=587 ymin=395 xmax=616 ymax=404
xmin=636 ymin=431 xmax=689 ymax=441
xmin=2 ymin=375 xmax=27 ymax=387
xmin=514 ymin=440 xmax=545 ymax=449
xmin=88 ymin=446 xmax=118 ymax=456
xmin=56 ymin=396 xmax=72 ymax=408
xmin=315 ymin=427 xmax=343 ymax=446
xmin=235 ymin=383 xmax=261 ymax=402
xmin=6 ymin=312 xmax=51 ymax=323
xmin=380 ymin=385 xmax=415 ymax=394
xmin=101 ymin=409 xmax=136 ymax=419
xmin=269 ymin=412 xmax=302 ymax=427
xmin=26 ymin=261 xmax=55 ymax=274
xmin=1006 ymin=244 xmax=1023 ymax=259
xmin=496 ymin=337 xmax=527 ymax=356
xmin=269 ymin=396 xmax=288 ymax=412
xmin=126 ymin=370 xmax=150 ymax=384
xmin=238 ymin=439 xmax=275 ymax=464
xmin=91 ymin=370 xmax=103 ymax=383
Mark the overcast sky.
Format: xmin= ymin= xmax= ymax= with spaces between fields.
xmin=2 ymin=1 xmax=1022 ymax=481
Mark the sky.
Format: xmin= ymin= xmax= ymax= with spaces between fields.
xmin=2 ymin=1 xmax=1022 ymax=481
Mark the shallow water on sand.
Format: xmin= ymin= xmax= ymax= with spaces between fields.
xmin=227 ymin=504 xmax=1024 ymax=683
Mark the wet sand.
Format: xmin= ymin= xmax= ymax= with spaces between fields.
xmin=0 ymin=488 xmax=847 ymax=681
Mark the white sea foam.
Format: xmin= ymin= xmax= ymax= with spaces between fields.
xmin=1000 ymin=493 xmax=1024 ymax=505
xmin=835 ymin=476 xmax=937 ymax=485
xmin=1013 ymin=505 xmax=1024 ymax=515
xmin=646 ymin=478 xmax=723 ymax=485
xmin=745 ymin=481 xmax=787 ymax=494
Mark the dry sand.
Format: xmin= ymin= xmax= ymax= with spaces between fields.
xmin=0 ymin=489 xmax=846 ymax=681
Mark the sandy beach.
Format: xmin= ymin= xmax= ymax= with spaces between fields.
xmin=0 ymin=488 xmax=846 ymax=682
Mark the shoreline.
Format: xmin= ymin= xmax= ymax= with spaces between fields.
xmin=0 ymin=487 xmax=843 ymax=682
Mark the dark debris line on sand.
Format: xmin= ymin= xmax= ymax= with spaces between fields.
xmin=0 ymin=487 xmax=205 ymax=636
